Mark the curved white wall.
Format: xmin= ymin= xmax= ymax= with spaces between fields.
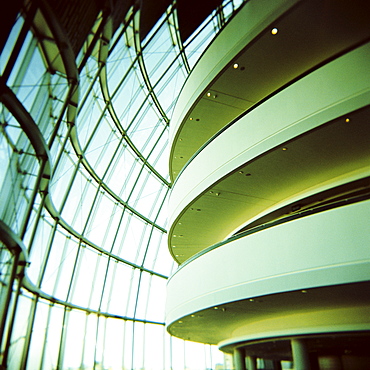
xmin=166 ymin=200 xmax=370 ymax=326
xmin=169 ymin=0 xmax=299 ymax=146
xmin=168 ymin=43 xmax=370 ymax=229
xmin=165 ymin=0 xmax=370 ymax=356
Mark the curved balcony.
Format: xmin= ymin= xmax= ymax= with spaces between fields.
xmin=169 ymin=0 xmax=370 ymax=181
xmin=168 ymin=42 xmax=370 ymax=264
xmin=164 ymin=0 xmax=370 ymax=365
xmin=166 ymin=199 xmax=370 ymax=346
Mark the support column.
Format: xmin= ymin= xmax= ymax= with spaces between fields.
xmin=246 ymin=355 xmax=257 ymax=370
xmin=291 ymin=339 xmax=311 ymax=370
xmin=234 ymin=347 xmax=246 ymax=370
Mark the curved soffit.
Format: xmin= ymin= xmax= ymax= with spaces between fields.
xmin=169 ymin=0 xmax=370 ymax=181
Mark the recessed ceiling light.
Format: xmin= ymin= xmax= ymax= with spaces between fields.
xmin=282 ymin=147 xmax=288 ymax=151
xmin=189 ymin=117 xmax=193 ymax=120
xmin=271 ymin=27 xmax=278 ymax=35
xmin=233 ymin=63 xmax=239 ymax=69
xmin=206 ymin=92 xmax=211 ymax=97
xmin=345 ymin=118 xmax=350 ymax=123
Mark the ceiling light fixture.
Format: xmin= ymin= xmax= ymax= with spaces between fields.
xmin=233 ymin=63 xmax=239 ymax=69
xmin=271 ymin=27 xmax=278 ymax=35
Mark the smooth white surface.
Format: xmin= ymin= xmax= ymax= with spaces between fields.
xmin=168 ymin=43 xmax=370 ymax=228
xmin=166 ymin=200 xmax=370 ymax=326
xmin=169 ymin=0 xmax=299 ymax=146
xmin=226 ymin=168 xmax=370 ymax=238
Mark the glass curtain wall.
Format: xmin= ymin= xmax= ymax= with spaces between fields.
xmin=0 ymin=0 xmax=244 ymax=369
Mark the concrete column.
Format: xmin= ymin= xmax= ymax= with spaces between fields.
xmin=291 ymin=339 xmax=311 ymax=370
xmin=246 ymin=355 xmax=257 ymax=370
xmin=233 ymin=347 xmax=246 ymax=370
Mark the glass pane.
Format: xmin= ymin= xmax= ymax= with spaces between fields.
xmin=143 ymin=23 xmax=178 ymax=85
xmin=41 ymin=231 xmax=79 ymax=300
